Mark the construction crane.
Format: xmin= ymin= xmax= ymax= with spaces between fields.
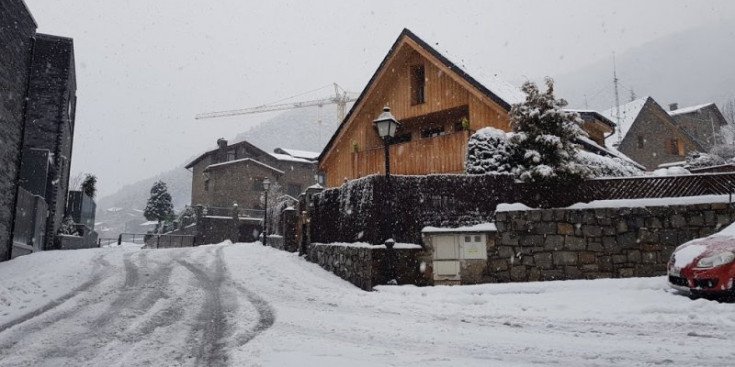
xmin=195 ymin=83 xmax=357 ymax=122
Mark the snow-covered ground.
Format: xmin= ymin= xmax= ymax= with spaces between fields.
xmin=1 ymin=243 xmax=734 ymax=366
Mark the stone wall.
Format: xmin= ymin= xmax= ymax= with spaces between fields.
xmin=492 ymin=203 xmax=735 ymax=282
xmin=307 ymin=243 xmax=423 ymax=291
xmin=0 ymin=0 xmax=36 ymax=261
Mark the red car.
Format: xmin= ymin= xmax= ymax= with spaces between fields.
xmin=668 ymin=226 xmax=735 ymax=299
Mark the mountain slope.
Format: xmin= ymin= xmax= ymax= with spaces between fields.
xmin=554 ymin=20 xmax=735 ymax=113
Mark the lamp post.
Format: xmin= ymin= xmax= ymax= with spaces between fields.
xmin=373 ymin=107 xmax=401 ymax=284
xmin=373 ymin=106 xmax=401 ymax=176
xmin=262 ymin=178 xmax=271 ymax=246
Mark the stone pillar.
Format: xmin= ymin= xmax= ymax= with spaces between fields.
xmin=282 ymin=207 xmax=298 ymax=252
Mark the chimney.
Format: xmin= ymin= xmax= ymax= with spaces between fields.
xmin=669 ymin=103 xmax=678 ymax=111
xmin=217 ymin=138 xmax=228 ymax=149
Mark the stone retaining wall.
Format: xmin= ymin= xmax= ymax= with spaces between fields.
xmin=492 ymin=203 xmax=735 ymax=282
xmin=307 ymin=243 xmax=423 ymax=291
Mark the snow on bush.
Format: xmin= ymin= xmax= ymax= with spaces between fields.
xmin=686 ymin=151 xmax=726 ymax=168
xmin=467 ymin=125 xmax=642 ymax=179
xmin=466 ymin=127 xmax=516 ymax=174
xmin=576 ymin=150 xmax=644 ymax=178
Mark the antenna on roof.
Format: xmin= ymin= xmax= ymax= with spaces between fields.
xmin=613 ymin=52 xmax=622 ymax=146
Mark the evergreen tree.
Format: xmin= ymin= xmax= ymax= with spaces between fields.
xmin=81 ymin=174 xmax=97 ymax=198
xmin=144 ymin=180 xmax=174 ymax=226
xmin=508 ymin=78 xmax=588 ymax=185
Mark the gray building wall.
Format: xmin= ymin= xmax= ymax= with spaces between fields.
xmin=23 ymin=34 xmax=77 ymax=249
xmin=0 ymin=0 xmax=37 ymax=260
xmin=189 ymin=140 xmax=316 ymax=209
xmin=670 ymin=105 xmax=728 ymax=151
xmin=617 ymin=98 xmax=699 ymax=170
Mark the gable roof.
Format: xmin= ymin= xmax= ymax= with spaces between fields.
xmin=669 ymin=102 xmax=715 ymax=116
xmin=669 ymin=102 xmax=728 ymax=126
xmin=319 ymin=28 xmax=523 ymax=161
xmin=185 ymin=139 xmax=269 ymax=169
xmin=565 ymin=109 xmax=616 ymax=129
xmin=602 ymin=96 xmax=704 ymax=151
xmin=204 ymin=157 xmax=285 ymax=174
xmin=600 ymin=97 xmax=649 ymax=145
xmin=273 ymin=148 xmax=320 ymax=161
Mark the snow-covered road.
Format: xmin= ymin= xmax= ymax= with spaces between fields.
xmin=1 ymin=243 xmax=734 ymax=366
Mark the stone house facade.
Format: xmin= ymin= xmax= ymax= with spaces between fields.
xmin=186 ymin=139 xmax=317 ymax=209
xmin=20 ymin=34 xmax=77 ymax=250
xmin=0 ymin=1 xmax=77 ymax=259
xmin=603 ymin=97 xmax=702 ymax=170
xmin=0 ymin=0 xmax=37 ymax=260
xmin=668 ymin=102 xmax=729 ymax=151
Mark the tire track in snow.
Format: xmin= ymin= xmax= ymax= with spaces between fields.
xmin=0 ymin=256 xmax=111 ymax=335
xmin=178 ymin=247 xmax=230 ymax=367
xmin=231 ymin=281 xmax=275 ymax=346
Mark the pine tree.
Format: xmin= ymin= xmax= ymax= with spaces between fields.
xmin=508 ymin=78 xmax=588 ymax=185
xmin=81 ymin=174 xmax=97 ymax=199
xmin=144 ymin=180 xmax=174 ymax=226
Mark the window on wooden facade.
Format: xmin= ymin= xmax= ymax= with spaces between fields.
xmin=390 ymin=133 xmax=412 ymax=145
xmin=421 ymin=126 xmax=445 ymax=138
xmin=665 ymin=138 xmax=685 ymax=156
xmin=410 ymin=65 xmax=425 ymax=105
xmin=637 ymin=135 xmax=645 ymax=149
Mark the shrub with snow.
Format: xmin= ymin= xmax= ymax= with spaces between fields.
xmin=577 ymin=150 xmax=644 ymax=178
xmin=466 ymin=127 xmax=516 ymax=175
xmin=686 ymin=152 xmax=726 ymax=168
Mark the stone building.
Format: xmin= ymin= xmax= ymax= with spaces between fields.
xmin=0 ymin=0 xmax=37 ymax=260
xmin=0 ymin=0 xmax=77 ymax=260
xmin=20 ymin=34 xmax=77 ymax=250
xmin=602 ymin=96 xmax=702 ymax=170
xmin=668 ymin=102 xmax=729 ymax=151
xmin=186 ymin=139 xmax=317 ymax=209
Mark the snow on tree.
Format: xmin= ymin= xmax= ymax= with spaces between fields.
xmin=508 ymin=78 xmax=588 ymax=185
xmin=466 ymin=79 xmax=643 ymax=180
xmin=144 ymin=180 xmax=174 ymax=227
xmin=81 ymin=174 xmax=97 ymax=199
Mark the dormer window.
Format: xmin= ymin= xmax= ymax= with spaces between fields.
xmin=410 ymin=65 xmax=425 ymax=105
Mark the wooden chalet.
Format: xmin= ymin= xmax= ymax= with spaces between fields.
xmin=318 ymin=29 xmax=618 ymax=187
xmin=318 ymin=29 xmax=531 ymax=187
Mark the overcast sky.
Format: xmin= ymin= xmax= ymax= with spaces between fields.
xmin=24 ymin=0 xmax=735 ymax=196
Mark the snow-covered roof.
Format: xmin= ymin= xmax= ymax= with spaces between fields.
xmin=422 ymin=222 xmax=497 ymax=234
xmin=600 ymin=97 xmax=649 ymax=146
xmin=274 ymin=148 xmax=320 ymax=161
xmin=205 ymin=157 xmax=285 ymax=174
xmin=575 ymin=135 xmax=645 ymax=170
xmin=269 ymin=152 xmax=314 ymax=164
xmin=668 ymin=103 xmax=715 ymax=116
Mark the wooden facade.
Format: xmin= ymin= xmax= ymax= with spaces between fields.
xmin=319 ymin=29 xmax=518 ymax=187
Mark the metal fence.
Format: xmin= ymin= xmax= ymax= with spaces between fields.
xmin=115 ymin=233 xmax=196 ymax=249
xmin=203 ymin=206 xmax=264 ymax=219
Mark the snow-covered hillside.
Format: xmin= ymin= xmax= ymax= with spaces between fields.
xmin=1 ymin=243 xmax=733 ymax=366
